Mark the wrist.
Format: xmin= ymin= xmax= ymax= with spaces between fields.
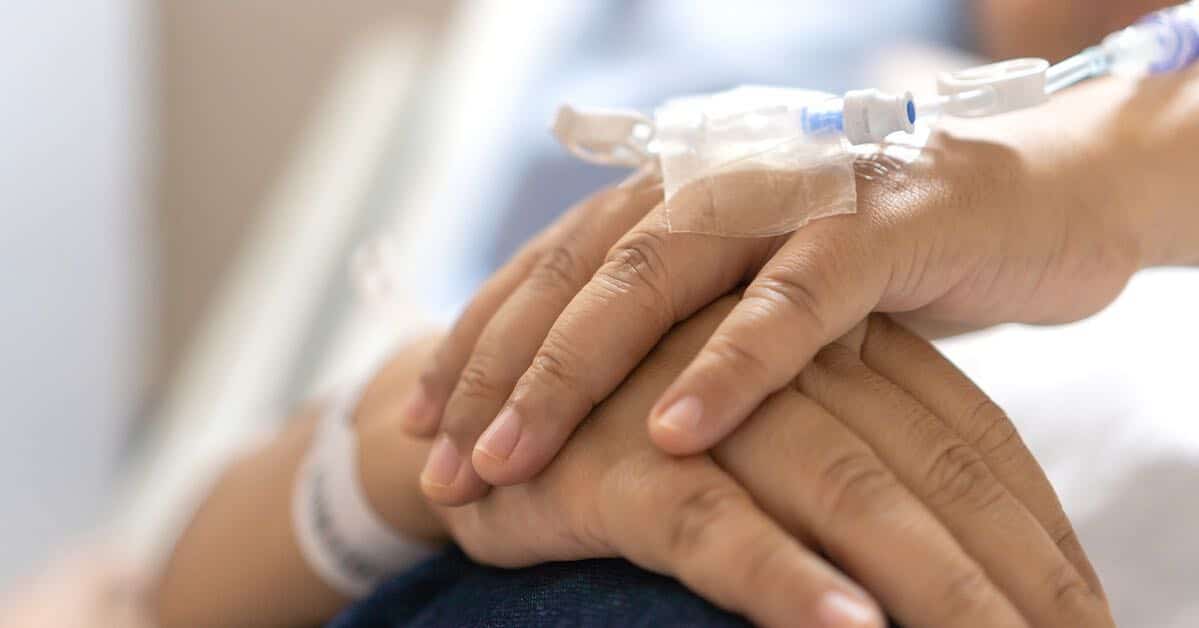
xmin=355 ymin=346 xmax=450 ymax=544
xmin=1087 ymin=72 xmax=1199 ymax=267
xmin=357 ymin=416 xmax=447 ymax=544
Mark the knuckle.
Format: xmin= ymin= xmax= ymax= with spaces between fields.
xmin=816 ymin=450 xmax=899 ymax=526
xmin=810 ymin=340 xmax=864 ymax=375
xmin=1050 ymin=521 xmax=1081 ymax=554
xmin=667 ymin=484 xmax=751 ymax=559
xmin=703 ymin=335 xmax=772 ymax=381
xmin=1044 ymin=561 xmax=1107 ymax=621
xmin=599 ymin=231 xmax=675 ymax=323
xmin=940 ymin=568 xmax=995 ymax=621
xmin=529 ymin=244 xmax=587 ymax=290
xmin=923 ymin=443 xmax=1006 ymax=511
xmin=606 ymin=230 xmax=669 ymax=283
xmin=963 ymin=401 xmax=1022 ymax=460
xmin=453 ymin=356 xmax=505 ymax=405
xmin=745 ymin=270 xmax=829 ymax=335
xmin=525 ymin=331 xmax=594 ymax=404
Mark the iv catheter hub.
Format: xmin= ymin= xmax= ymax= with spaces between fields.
xmin=551 ymin=1 xmax=1199 ymax=163
xmin=841 ymin=89 xmax=916 ymax=145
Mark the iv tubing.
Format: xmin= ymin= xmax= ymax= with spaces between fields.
xmin=1045 ymin=48 xmax=1109 ymax=95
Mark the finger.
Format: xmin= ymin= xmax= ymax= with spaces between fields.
xmin=401 ymin=243 xmax=542 ymax=436
xmin=616 ymin=461 xmax=885 ymax=628
xmin=475 ymin=213 xmax=774 ymax=486
xmin=424 ymin=183 xmax=663 ymax=505
xmin=578 ymin=294 xmax=1010 ymax=627
xmin=859 ymin=314 xmax=1107 ymax=600
xmin=406 ymin=172 xmax=662 ymax=437
xmin=799 ymin=339 xmax=1113 ymax=627
xmin=715 ymin=390 xmax=1027 ymax=628
xmin=649 ymin=214 xmax=889 ymax=454
xmin=459 ymin=291 xmax=885 ymax=628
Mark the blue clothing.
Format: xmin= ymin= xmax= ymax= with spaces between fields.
xmin=328 ymin=547 xmax=748 ymax=628
xmin=330 ymin=547 xmax=902 ymax=627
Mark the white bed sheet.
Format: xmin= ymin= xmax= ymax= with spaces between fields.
xmin=313 ymin=258 xmax=1199 ymax=627
xmin=937 ymin=267 xmax=1199 ymax=627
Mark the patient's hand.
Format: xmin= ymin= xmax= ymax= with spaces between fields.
xmin=406 ymin=73 xmax=1199 ymax=503
xmin=395 ymin=298 xmax=1113 ymax=627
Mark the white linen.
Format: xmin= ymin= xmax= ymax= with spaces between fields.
xmin=937 ymin=267 xmax=1199 ymax=627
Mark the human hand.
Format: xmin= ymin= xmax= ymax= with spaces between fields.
xmin=376 ymin=297 xmax=1112 ymax=627
xmin=406 ymin=77 xmax=1158 ymax=505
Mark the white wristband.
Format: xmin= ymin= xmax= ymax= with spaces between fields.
xmin=292 ymin=385 xmax=438 ymax=598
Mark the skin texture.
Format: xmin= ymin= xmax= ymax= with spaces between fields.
xmin=409 ymin=71 xmax=1199 ymax=509
xmin=155 ymin=303 xmax=1113 ymax=627
xmin=427 ymin=302 xmax=1114 ymax=627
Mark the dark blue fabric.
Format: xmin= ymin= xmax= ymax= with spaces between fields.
xmin=327 ymin=546 xmax=749 ymax=628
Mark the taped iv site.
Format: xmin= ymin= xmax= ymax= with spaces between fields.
xmin=550 ymin=0 xmax=1199 ymax=237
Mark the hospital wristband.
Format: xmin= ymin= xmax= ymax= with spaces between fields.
xmin=292 ymin=383 xmax=438 ymax=598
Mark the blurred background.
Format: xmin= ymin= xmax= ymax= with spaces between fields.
xmin=1 ymin=1 xmax=1194 ymax=626
xmin=1 ymin=0 xmax=449 ymax=591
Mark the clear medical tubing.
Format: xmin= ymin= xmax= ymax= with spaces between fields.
xmin=1047 ymin=1 xmax=1199 ymax=94
xmin=1044 ymin=48 xmax=1109 ymax=95
xmin=811 ymin=1 xmax=1198 ymax=139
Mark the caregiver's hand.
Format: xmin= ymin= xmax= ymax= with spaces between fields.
xmin=407 ymin=74 xmax=1199 ymax=501
xmin=408 ymin=298 xmax=1111 ymax=627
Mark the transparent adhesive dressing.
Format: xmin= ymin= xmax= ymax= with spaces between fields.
xmin=652 ymin=86 xmax=857 ymax=237
xmin=544 ymin=2 xmax=1199 ymax=240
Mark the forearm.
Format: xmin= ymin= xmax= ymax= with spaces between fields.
xmin=154 ymin=410 xmax=344 ymax=628
xmin=154 ymin=339 xmax=446 ymax=628
xmin=949 ymin=67 xmax=1199 ymax=268
xmin=1100 ymin=67 xmax=1199 ymax=267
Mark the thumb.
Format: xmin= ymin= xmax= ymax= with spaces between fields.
xmin=649 ymin=217 xmax=892 ymax=454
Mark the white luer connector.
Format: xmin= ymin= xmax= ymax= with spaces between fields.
xmin=841 ymin=89 xmax=916 ymax=145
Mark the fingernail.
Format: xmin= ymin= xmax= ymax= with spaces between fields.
xmin=421 ymin=435 xmax=461 ymax=488
xmin=817 ymin=591 xmax=881 ymax=628
xmin=476 ymin=407 xmax=522 ymax=462
xmin=401 ymin=386 xmax=437 ymax=433
xmin=653 ymin=396 xmax=703 ymax=432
